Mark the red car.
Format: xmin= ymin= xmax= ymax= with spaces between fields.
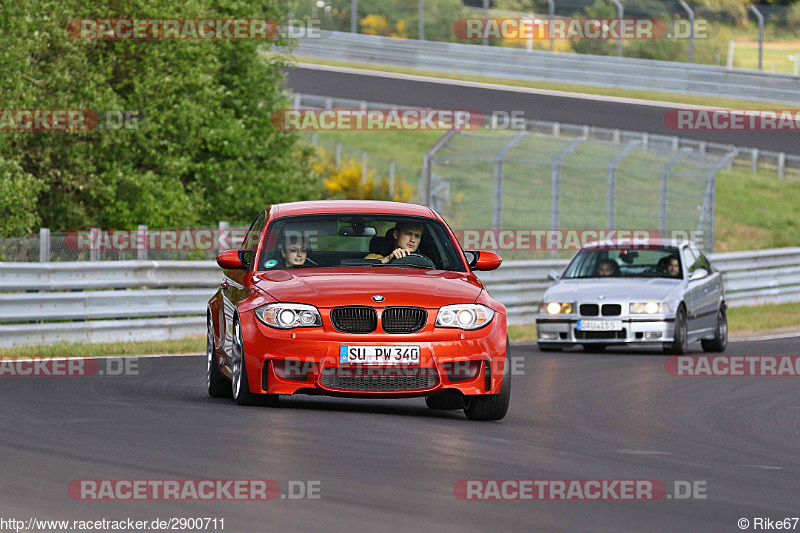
xmin=206 ymin=200 xmax=510 ymax=420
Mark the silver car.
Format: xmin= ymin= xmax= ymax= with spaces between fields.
xmin=536 ymin=239 xmax=727 ymax=353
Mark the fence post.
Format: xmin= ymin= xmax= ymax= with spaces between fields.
xmin=218 ymin=221 xmax=229 ymax=254
xmin=90 ymin=228 xmax=100 ymax=262
xmin=551 ymin=136 xmax=587 ymax=257
xmin=39 ymin=228 xmax=50 ymax=263
xmin=361 ymin=151 xmax=368 ymax=185
xmin=678 ymin=0 xmax=695 ymax=63
xmin=419 ymin=0 xmax=425 ymax=40
xmin=658 ymin=149 xmax=690 ymax=234
xmin=749 ymin=5 xmax=764 ymax=71
xmin=137 ymin=225 xmax=147 ymax=261
xmin=606 ymin=141 xmax=640 ymax=230
xmin=422 ymin=130 xmax=458 ymax=206
xmin=351 ymin=0 xmax=358 ymax=33
xmin=310 ymin=132 xmax=317 ymax=145
xmin=389 ymin=160 xmax=395 ymax=199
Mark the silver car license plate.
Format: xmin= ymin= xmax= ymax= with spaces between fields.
xmin=577 ymin=320 xmax=623 ymax=331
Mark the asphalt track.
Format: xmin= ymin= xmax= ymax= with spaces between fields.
xmin=285 ymin=65 xmax=800 ymax=155
xmin=3 ymin=336 xmax=800 ymax=532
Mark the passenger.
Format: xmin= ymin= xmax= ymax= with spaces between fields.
xmin=596 ymin=259 xmax=620 ymax=277
xmin=365 ymin=222 xmax=425 ymax=264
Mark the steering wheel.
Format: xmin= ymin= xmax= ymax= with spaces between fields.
xmin=388 ymin=252 xmax=435 ymax=268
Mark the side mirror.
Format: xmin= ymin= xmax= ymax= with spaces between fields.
xmin=548 ymin=269 xmax=561 ymax=281
xmin=471 ymin=251 xmax=502 ymax=271
xmin=216 ymin=249 xmax=248 ymax=269
xmin=689 ymin=268 xmax=708 ymax=281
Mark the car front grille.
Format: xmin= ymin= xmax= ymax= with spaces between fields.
xmin=319 ymin=367 xmax=438 ymax=391
xmin=579 ymin=303 xmax=621 ymax=316
xmin=382 ymin=307 xmax=427 ymax=333
xmin=330 ymin=306 xmax=377 ymax=333
xmin=574 ymin=328 xmax=627 ymax=340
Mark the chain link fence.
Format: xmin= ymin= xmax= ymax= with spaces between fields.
xmin=423 ymin=128 xmax=735 ymax=259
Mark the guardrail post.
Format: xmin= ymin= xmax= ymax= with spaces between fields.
xmin=218 ymin=221 xmax=229 ymax=254
xmin=551 ymin=136 xmax=587 ymax=257
xmin=751 ymin=148 xmax=759 ymax=173
xmin=292 ymin=93 xmax=301 ymax=110
xmin=137 ymin=225 xmax=147 ymax=261
xmin=335 ymin=143 xmax=342 ymax=171
xmin=606 ymin=141 xmax=640 ymax=230
xmin=778 ymin=152 xmax=786 ymax=178
xmin=553 ymin=123 xmax=560 ymax=136
xmin=310 ymin=132 xmax=317 ymax=145
xmin=39 ymin=228 xmax=50 ymax=263
xmin=658 ymin=149 xmax=690 ymax=234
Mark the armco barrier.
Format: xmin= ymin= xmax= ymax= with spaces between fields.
xmin=290 ymin=31 xmax=800 ymax=105
xmin=1 ymin=248 xmax=799 ymax=345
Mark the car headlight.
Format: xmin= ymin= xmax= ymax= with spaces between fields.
xmin=540 ymin=302 xmax=574 ymax=315
xmin=255 ymin=303 xmax=322 ymax=329
xmin=435 ymin=304 xmax=494 ymax=330
xmin=630 ymin=302 xmax=666 ymax=314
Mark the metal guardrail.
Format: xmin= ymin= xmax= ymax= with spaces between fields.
xmin=1 ymin=248 xmax=799 ymax=345
xmin=290 ymin=31 xmax=800 ymax=105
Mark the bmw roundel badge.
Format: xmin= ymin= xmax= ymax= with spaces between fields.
xmin=372 ymin=295 xmax=385 ymax=302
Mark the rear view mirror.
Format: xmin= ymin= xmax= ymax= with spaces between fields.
xmin=338 ymin=225 xmax=377 ymax=237
xmin=689 ymin=268 xmax=708 ymax=281
xmin=216 ymin=249 xmax=248 ymax=269
xmin=471 ymin=251 xmax=502 ymax=271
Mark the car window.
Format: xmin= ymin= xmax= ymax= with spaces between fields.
xmin=689 ymin=244 xmax=712 ymax=273
xmin=242 ymin=211 xmax=266 ymax=250
xmin=258 ymin=214 xmax=466 ymax=272
xmin=684 ymin=246 xmax=702 ymax=274
xmin=562 ymin=247 xmax=683 ymax=279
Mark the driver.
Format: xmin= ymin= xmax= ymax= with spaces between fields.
xmin=665 ymin=255 xmax=681 ymax=277
xmin=365 ymin=222 xmax=424 ymax=264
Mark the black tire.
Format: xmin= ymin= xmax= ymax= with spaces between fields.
xmin=537 ymin=343 xmax=563 ymax=352
xmin=231 ymin=317 xmax=278 ymax=406
xmin=426 ymin=390 xmax=465 ymax=410
xmin=207 ymin=317 xmax=231 ymax=398
xmin=701 ymin=306 xmax=728 ymax=353
xmin=582 ymin=343 xmax=607 ymax=353
xmin=665 ymin=305 xmax=688 ymax=355
xmin=464 ymin=352 xmax=512 ymax=421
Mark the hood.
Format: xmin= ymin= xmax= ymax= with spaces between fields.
xmin=544 ymin=277 xmax=683 ymax=303
xmin=254 ymin=268 xmax=483 ymax=308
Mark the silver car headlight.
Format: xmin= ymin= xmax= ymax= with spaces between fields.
xmin=630 ymin=302 xmax=669 ymax=314
xmin=436 ymin=304 xmax=494 ymax=330
xmin=255 ymin=303 xmax=322 ymax=329
xmin=540 ymin=302 xmax=574 ymax=315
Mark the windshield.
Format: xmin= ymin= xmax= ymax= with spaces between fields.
xmin=562 ymin=247 xmax=683 ymax=279
xmin=257 ymin=214 xmax=466 ymax=272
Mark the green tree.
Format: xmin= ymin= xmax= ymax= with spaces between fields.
xmin=0 ymin=0 xmax=322 ymax=233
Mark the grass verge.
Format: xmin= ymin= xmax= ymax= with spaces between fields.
xmin=0 ymin=337 xmax=205 ymax=358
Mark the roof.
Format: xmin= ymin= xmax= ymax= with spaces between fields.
xmin=272 ymin=200 xmax=436 ymax=218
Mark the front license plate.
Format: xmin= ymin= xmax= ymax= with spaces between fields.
xmin=577 ymin=320 xmax=623 ymax=331
xmin=339 ymin=345 xmax=421 ymax=365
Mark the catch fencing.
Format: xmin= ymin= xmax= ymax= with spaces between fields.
xmin=1 ymin=247 xmax=798 ymax=345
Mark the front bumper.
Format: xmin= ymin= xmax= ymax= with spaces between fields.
xmin=239 ymin=308 xmax=508 ymax=398
xmin=536 ymin=316 xmax=675 ymax=345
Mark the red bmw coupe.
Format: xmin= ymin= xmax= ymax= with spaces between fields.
xmin=207 ymin=200 xmax=510 ymax=420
